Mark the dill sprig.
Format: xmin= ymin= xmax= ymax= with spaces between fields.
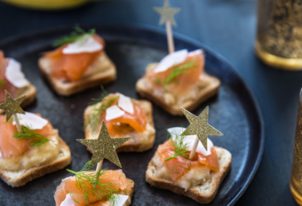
xmin=67 ymin=169 xmax=117 ymax=204
xmin=0 ymin=79 xmax=5 ymax=88
xmin=163 ymin=60 xmax=196 ymax=85
xmin=89 ymin=86 xmax=108 ymax=106
xmin=109 ymin=194 xmax=118 ymax=206
xmin=15 ymin=126 xmax=49 ymax=147
xmin=165 ymin=134 xmax=189 ymax=161
xmin=53 ymin=26 xmax=96 ymax=47
xmin=82 ymin=160 xmax=95 ymax=171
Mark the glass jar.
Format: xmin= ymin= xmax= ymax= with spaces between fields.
xmin=256 ymin=0 xmax=302 ymax=70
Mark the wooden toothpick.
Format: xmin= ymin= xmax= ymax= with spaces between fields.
xmin=189 ymin=136 xmax=199 ymax=160
xmin=154 ymin=0 xmax=180 ymax=54
xmin=166 ymin=19 xmax=175 ymax=53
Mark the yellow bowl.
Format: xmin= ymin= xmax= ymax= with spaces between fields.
xmin=3 ymin=0 xmax=88 ymax=10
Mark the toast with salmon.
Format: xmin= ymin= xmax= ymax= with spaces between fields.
xmin=145 ymin=128 xmax=231 ymax=204
xmin=54 ymin=170 xmax=134 ymax=206
xmin=136 ymin=49 xmax=220 ymax=116
xmin=39 ymin=53 xmax=116 ymax=96
xmin=84 ymin=93 xmax=155 ymax=152
xmin=0 ymin=51 xmax=36 ymax=108
xmin=146 ymin=146 xmax=231 ymax=204
xmin=0 ymin=135 xmax=71 ymax=187
xmin=0 ymin=113 xmax=71 ymax=187
xmin=38 ymin=29 xmax=116 ymax=96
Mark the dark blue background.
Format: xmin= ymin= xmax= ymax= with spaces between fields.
xmin=0 ymin=0 xmax=301 ymax=205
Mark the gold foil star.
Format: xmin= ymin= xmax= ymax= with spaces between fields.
xmin=182 ymin=107 xmax=223 ymax=148
xmin=78 ymin=123 xmax=129 ymax=168
xmin=154 ymin=0 xmax=180 ymax=26
xmin=0 ymin=91 xmax=24 ymax=121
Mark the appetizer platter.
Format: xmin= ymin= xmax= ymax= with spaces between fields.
xmin=0 ymin=25 xmax=264 ymax=206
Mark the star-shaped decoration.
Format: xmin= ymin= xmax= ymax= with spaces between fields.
xmin=154 ymin=0 xmax=180 ymax=26
xmin=0 ymin=91 xmax=25 ymax=121
xmin=182 ymin=107 xmax=223 ymax=149
xmin=78 ymin=123 xmax=129 ymax=168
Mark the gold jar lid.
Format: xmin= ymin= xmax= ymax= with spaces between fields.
xmin=3 ymin=0 xmax=87 ymax=10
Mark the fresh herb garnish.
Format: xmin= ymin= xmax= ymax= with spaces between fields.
xmin=53 ymin=26 xmax=96 ymax=47
xmin=163 ymin=60 xmax=196 ymax=85
xmin=82 ymin=160 xmax=95 ymax=171
xmin=15 ymin=126 xmax=49 ymax=146
xmin=0 ymin=79 xmax=5 ymax=89
xmin=89 ymin=86 xmax=108 ymax=106
xmin=165 ymin=134 xmax=189 ymax=161
xmin=109 ymin=194 xmax=118 ymax=206
xmin=67 ymin=169 xmax=117 ymax=204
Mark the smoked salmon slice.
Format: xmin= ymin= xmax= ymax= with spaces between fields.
xmin=147 ymin=51 xmax=204 ymax=94
xmin=45 ymin=35 xmax=104 ymax=82
xmin=54 ymin=170 xmax=132 ymax=206
xmin=0 ymin=115 xmax=53 ymax=158
xmin=105 ymin=101 xmax=147 ymax=137
xmin=98 ymin=94 xmax=147 ymax=137
xmin=158 ymin=140 xmax=219 ymax=181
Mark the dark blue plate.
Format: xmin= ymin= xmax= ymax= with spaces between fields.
xmin=0 ymin=25 xmax=264 ymax=206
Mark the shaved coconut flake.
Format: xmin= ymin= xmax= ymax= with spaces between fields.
xmin=105 ymin=105 xmax=125 ymax=121
xmin=13 ymin=112 xmax=48 ymax=130
xmin=63 ymin=35 xmax=102 ymax=54
xmin=183 ymin=135 xmax=214 ymax=156
xmin=111 ymin=194 xmax=129 ymax=206
xmin=118 ymin=94 xmax=134 ymax=114
xmin=188 ymin=49 xmax=203 ymax=57
xmin=154 ymin=50 xmax=188 ymax=73
xmin=60 ymin=194 xmax=76 ymax=206
xmin=5 ymin=58 xmax=30 ymax=88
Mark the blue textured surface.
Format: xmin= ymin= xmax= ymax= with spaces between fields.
xmin=0 ymin=1 xmax=300 ymax=205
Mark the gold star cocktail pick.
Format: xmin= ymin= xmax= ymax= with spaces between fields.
xmin=182 ymin=107 xmax=223 ymax=159
xmin=0 ymin=91 xmax=25 ymax=132
xmin=154 ymin=0 xmax=180 ymax=53
xmin=78 ymin=122 xmax=129 ymax=173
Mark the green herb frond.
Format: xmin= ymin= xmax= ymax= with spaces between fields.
xmin=81 ymin=160 xmax=95 ymax=171
xmin=165 ymin=134 xmax=189 ymax=161
xmin=0 ymin=79 xmax=5 ymax=89
xmin=109 ymin=194 xmax=118 ymax=206
xmin=67 ymin=169 xmax=118 ymax=204
xmin=163 ymin=60 xmax=196 ymax=85
xmin=89 ymin=86 xmax=108 ymax=106
xmin=15 ymin=126 xmax=49 ymax=147
xmin=53 ymin=26 xmax=96 ymax=47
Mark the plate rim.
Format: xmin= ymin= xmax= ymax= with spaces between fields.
xmin=0 ymin=24 xmax=265 ymax=206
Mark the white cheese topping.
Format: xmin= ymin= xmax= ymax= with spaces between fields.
xmin=183 ymin=135 xmax=213 ymax=156
xmin=168 ymin=127 xmax=214 ymax=156
xmin=63 ymin=35 xmax=103 ymax=54
xmin=5 ymin=58 xmax=30 ymax=88
xmin=154 ymin=49 xmax=188 ymax=73
xmin=111 ymin=194 xmax=129 ymax=206
xmin=188 ymin=49 xmax=203 ymax=57
xmin=167 ymin=127 xmax=186 ymax=137
xmin=118 ymin=94 xmax=134 ymax=114
xmin=13 ymin=112 xmax=48 ymax=130
xmin=60 ymin=194 xmax=76 ymax=206
xmin=105 ymin=105 xmax=125 ymax=121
